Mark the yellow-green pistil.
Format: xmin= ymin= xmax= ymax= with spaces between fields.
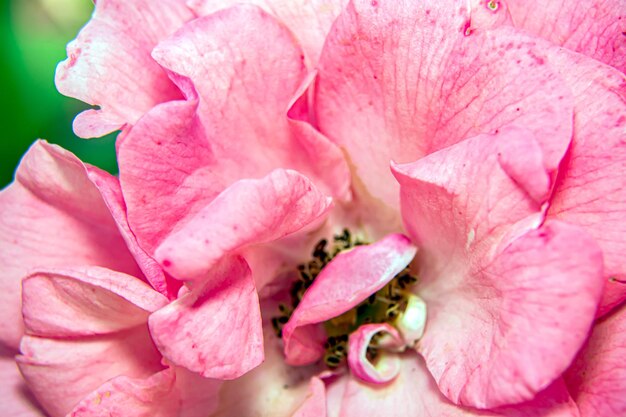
xmin=272 ymin=229 xmax=418 ymax=368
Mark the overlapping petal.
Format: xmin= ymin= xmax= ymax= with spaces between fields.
xmin=0 ymin=141 xmax=142 ymax=349
xmin=87 ymin=169 xmax=172 ymax=297
xmin=0 ymin=347 xmax=44 ymax=417
xmin=118 ymin=5 xmax=349 ymax=276
xmin=316 ymin=0 xmax=574 ymax=209
xmin=155 ymin=169 xmax=332 ymax=282
xmin=393 ymin=128 xmax=604 ymax=407
xmin=566 ymin=302 xmax=626 ymax=416
xmin=69 ymin=370 xmax=179 ymax=417
xmin=542 ymin=49 xmax=626 ymax=316
xmin=149 ymin=256 xmax=263 ymax=379
xmin=55 ymin=0 xmax=194 ymax=137
xmin=282 ymin=233 xmax=416 ymax=365
xmin=21 ymin=267 xmax=168 ymax=337
xmin=17 ymin=267 xmax=166 ymax=417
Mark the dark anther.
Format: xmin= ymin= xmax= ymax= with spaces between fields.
xmin=325 ymin=355 xmax=341 ymax=367
xmin=368 ymin=294 xmax=376 ymax=304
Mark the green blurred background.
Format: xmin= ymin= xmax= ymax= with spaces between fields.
xmin=1 ymin=0 xmax=117 ymax=188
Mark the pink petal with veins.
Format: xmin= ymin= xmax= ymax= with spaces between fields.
xmin=316 ymin=0 xmax=573 ymax=210
xmin=393 ymin=127 xmax=604 ymax=408
xmin=504 ymin=0 xmax=626 ymax=73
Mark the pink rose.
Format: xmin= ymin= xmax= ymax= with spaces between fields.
xmin=2 ymin=0 xmax=625 ymax=416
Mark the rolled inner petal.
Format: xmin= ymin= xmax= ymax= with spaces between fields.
xmin=347 ymin=323 xmax=404 ymax=384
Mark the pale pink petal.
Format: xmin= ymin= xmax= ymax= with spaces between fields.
xmin=503 ymin=0 xmax=626 ymax=73
xmin=566 ymin=302 xmax=626 ymax=416
xmin=292 ymin=377 xmax=327 ymax=417
xmin=282 ymin=234 xmax=417 ymax=365
xmin=118 ymin=5 xmax=349 ymax=262
xmin=0 ymin=347 xmax=44 ymax=417
xmin=69 ymin=369 xmax=179 ymax=417
xmin=336 ymin=354 xmax=579 ymax=417
xmin=189 ymin=0 xmax=348 ymax=66
xmin=17 ymin=330 xmax=163 ymax=417
xmin=211 ymin=325 xmax=316 ymax=417
xmin=86 ymin=169 xmax=174 ymax=297
xmin=543 ymin=48 xmax=626 ymax=316
xmin=0 ymin=141 xmax=141 ymax=349
xmin=148 ymin=256 xmax=263 ymax=379
xmin=22 ymin=267 xmax=167 ymax=338
xmin=347 ymin=323 xmax=404 ymax=384
xmin=393 ymin=130 xmax=604 ymax=407
xmin=55 ymin=0 xmax=193 ymax=137
xmin=316 ymin=0 xmax=573 ymax=209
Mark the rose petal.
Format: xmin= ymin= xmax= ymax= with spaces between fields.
xmin=316 ymin=0 xmax=573 ymax=209
xmin=392 ymin=126 xmax=552 ymax=277
xmin=210 ymin=326 xmax=316 ymax=417
xmin=155 ymin=169 xmax=332 ymax=282
xmin=17 ymin=265 xmax=168 ymax=417
xmin=282 ymin=233 xmax=417 ymax=365
xmin=293 ymin=377 xmax=327 ymax=417
xmin=22 ymin=267 xmax=167 ymax=338
xmin=69 ymin=369 xmax=179 ymax=417
xmin=118 ymin=5 xmax=349 ymax=262
xmin=173 ymin=366 xmax=223 ymax=417
xmin=0 ymin=347 xmax=44 ymax=417
xmin=347 ymin=323 xmax=404 ymax=384
xmin=543 ymin=48 xmax=626 ymax=316
xmin=55 ymin=0 xmax=193 ymax=137
xmin=503 ymin=0 xmax=626 ymax=72
xmin=336 ymin=354 xmax=579 ymax=417
xmin=393 ymin=129 xmax=604 ymax=407
xmin=189 ymin=0 xmax=348 ymax=66
xmin=17 ymin=329 xmax=163 ymax=417
xmin=566 ymin=302 xmax=626 ymax=416
xmin=150 ymin=4 xmax=349 ymax=199
xmin=148 ymin=256 xmax=263 ymax=379
xmin=86 ymin=169 xmax=174 ymax=297
xmin=0 ymin=141 xmax=141 ymax=349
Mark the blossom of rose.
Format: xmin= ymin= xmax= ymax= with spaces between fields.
xmin=1 ymin=0 xmax=625 ymax=416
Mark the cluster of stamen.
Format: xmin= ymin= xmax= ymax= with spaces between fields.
xmin=272 ymin=229 xmax=418 ymax=369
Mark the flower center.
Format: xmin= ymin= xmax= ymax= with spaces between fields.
xmin=272 ymin=229 xmax=420 ymax=369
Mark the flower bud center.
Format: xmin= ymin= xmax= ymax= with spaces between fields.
xmin=272 ymin=229 xmax=423 ymax=370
